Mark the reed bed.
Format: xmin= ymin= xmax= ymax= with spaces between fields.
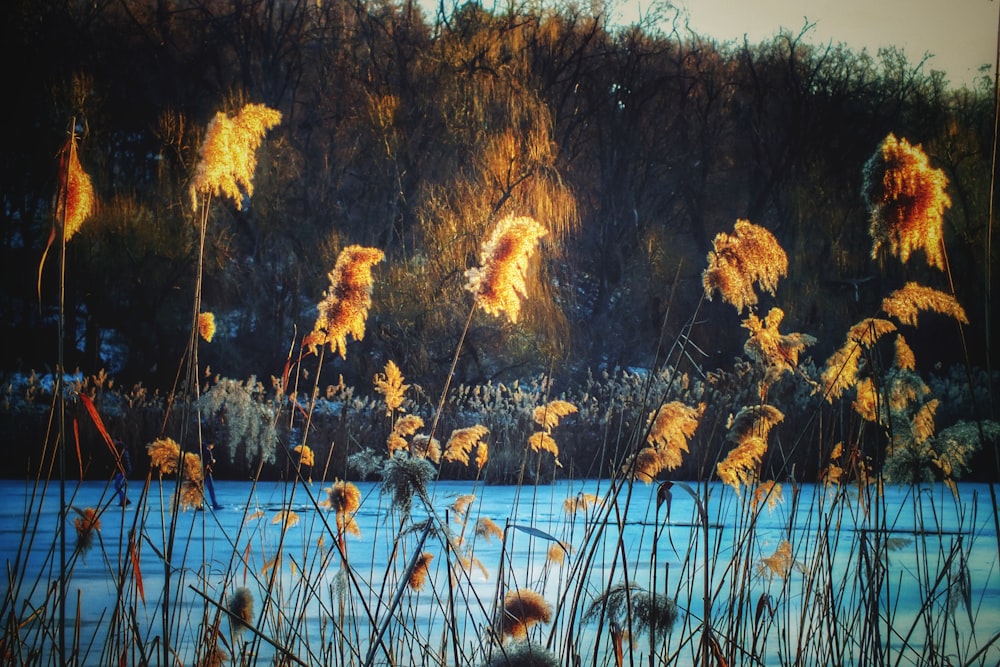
xmin=2 ymin=110 xmax=998 ymax=667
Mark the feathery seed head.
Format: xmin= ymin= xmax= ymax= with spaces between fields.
xmin=228 ymin=587 xmax=254 ymax=633
xmin=464 ymin=215 xmax=548 ymax=324
xmin=189 ymin=103 xmax=282 ymax=210
xmin=72 ymin=507 xmax=101 ymax=554
xmin=532 ymin=400 xmax=578 ymax=430
xmin=307 ymin=245 xmax=384 ymax=358
xmin=499 ymin=589 xmax=553 ymax=639
xmin=444 ymin=425 xmax=490 ymax=466
xmin=198 ymin=312 xmax=216 ymax=342
xmin=409 ymin=553 xmax=434 ymax=591
xmin=702 ymin=220 xmax=788 ymax=312
xmin=864 ymin=133 xmax=951 ymax=270
xmin=148 ymin=437 xmax=181 ymax=475
xmin=56 ymin=135 xmax=96 ymax=241
xmin=374 ymin=360 xmax=409 ymax=414
xmin=881 ymin=282 xmax=968 ymax=327
xmin=475 ymin=517 xmax=504 ymax=542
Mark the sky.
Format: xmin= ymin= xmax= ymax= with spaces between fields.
xmin=655 ymin=0 xmax=999 ymax=89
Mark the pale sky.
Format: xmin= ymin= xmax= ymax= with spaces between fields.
xmin=667 ymin=0 xmax=999 ymax=89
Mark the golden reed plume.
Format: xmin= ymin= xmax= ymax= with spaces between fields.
xmin=388 ymin=414 xmax=424 ymax=456
xmin=444 ymin=425 xmax=490 ymax=466
xmin=881 ymin=282 xmax=968 ymax=327
xmin=532 ymin=400 xmax=578 ymax=430
xmin=863 ymin=133 xmax=950 ymax=270
xmin=189 ymin=103 xmax=282 ymax=210
xmin=465 ymin=215 xmax=548 ymax=323
xmin=820 ymin=318 xmax=897 ymax=401
xmin=499 ymin=589 xmax=553 ymax=639
xmin=39 ymin=132 xmax=97 ymax=300
xmin=198 ymin=312 xmax=216 ymax=342
xmin=374 ymin=360 xmax=409 ymax=414
xmin=717 ymin=405 xmax=784 ymax=492
xmin=626 ymin=401 xmax=705 ymax=482
xmin=72 ymin=507 xmax=101 ymax=553
xmin=148 ymin=437 xmax=182 ymax=475
xmin=702 ymin=220 xmax=788 ymax=313
xmin=305 ymin=245 xmax=384 ymax=358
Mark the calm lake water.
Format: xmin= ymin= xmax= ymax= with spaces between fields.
xmin=1 ymin=478 xmax=998 ymax=665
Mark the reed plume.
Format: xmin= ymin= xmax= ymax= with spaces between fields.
xmin=305 ymin=245 xmax=384 ymax=358
xmin=528 ymin=432 xmax=560 ymax=463
xmin=717 ymin=405 xmax=784 ymax=492
xmin=751 ymin=480 xmax=783 ymax=512
xmin=450 ymin=494 xmax=476 ymax=520
xmin=582 ymin=582 xmax=678 ymax=634
xmin=408 ymin=553 xmax=434 ymax=591
xmin=563 ymin=493 xmax=602 ymax=515
xmin=863 ymin=133 xmax=950 ymax=270
xmin=388 ymin=414 xmax=425 ymax=456
xmin=531 ymin=400 xmax=578 ymax=430
xmin=742 ymin=307 xmax=815 ymax=378
xmin=39 ymin=133 xmax=97 ymax=297
xmin=475 ymin=517 xmax=504 ymax=542
xmin=293 ymin=444 xmax=314 ymax=467
xmin=374 ymin=360 xmax=408 ymax=414
xmin=757 ymin=540 xmax=800 ymax=580
xmin=644 ymin=401 xmax=705 ymax=470
xmin=702 ymin=219 xmax=788 ymax=312
xmin=71 ymin=507 xmax=100 ymax=554
xmin=475 ymin=442 xmax=489 ymax=470
xmin=228 ymin=587 xmax=254 ymax=633
xmin=189 ymin=103 xmax=282 ymax=210
xmin=410 ymin=434 xmax=442 ymax=463
xmin=272 ymin=509 xmax=300 ymax=530
xmin=381 ymin=455 xmax=435 ymax=516
xmin=147 ymin=437 xmax=182 ymax=475
xmin=498 ymin=589 xmax=552 ymax=639
xmin=464 ymin=215 xmax=548 ymax=324
xmin=324 ymin=480 xmax=362 ymax=537
xmin=444 ymin=425 xmax=490 ymax=466
xmin=820 ymin=318 xmax=898 ymax=401
xmin=198 ymin=312 xmax=216 ymax=342
xmin=881 ymin=282 xmax=969 ymax=327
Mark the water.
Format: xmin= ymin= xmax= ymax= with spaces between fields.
xmin=1 ymin=478 xmax=997 ymax=665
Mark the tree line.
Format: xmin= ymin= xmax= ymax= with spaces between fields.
xmin=1 ymin=0 xmax=995 ymax=404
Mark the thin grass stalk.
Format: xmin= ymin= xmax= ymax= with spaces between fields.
xmin=364 ymin=521 xmax=433 ymax=667
xmin=54 ymin=120 xmax=76 ymax=667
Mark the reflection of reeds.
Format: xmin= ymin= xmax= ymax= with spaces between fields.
xmin=863 ymin=133 xmax=950 ymax=270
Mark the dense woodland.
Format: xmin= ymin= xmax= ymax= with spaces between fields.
xmin=1 ymin=0 xmax=997 ymax=480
